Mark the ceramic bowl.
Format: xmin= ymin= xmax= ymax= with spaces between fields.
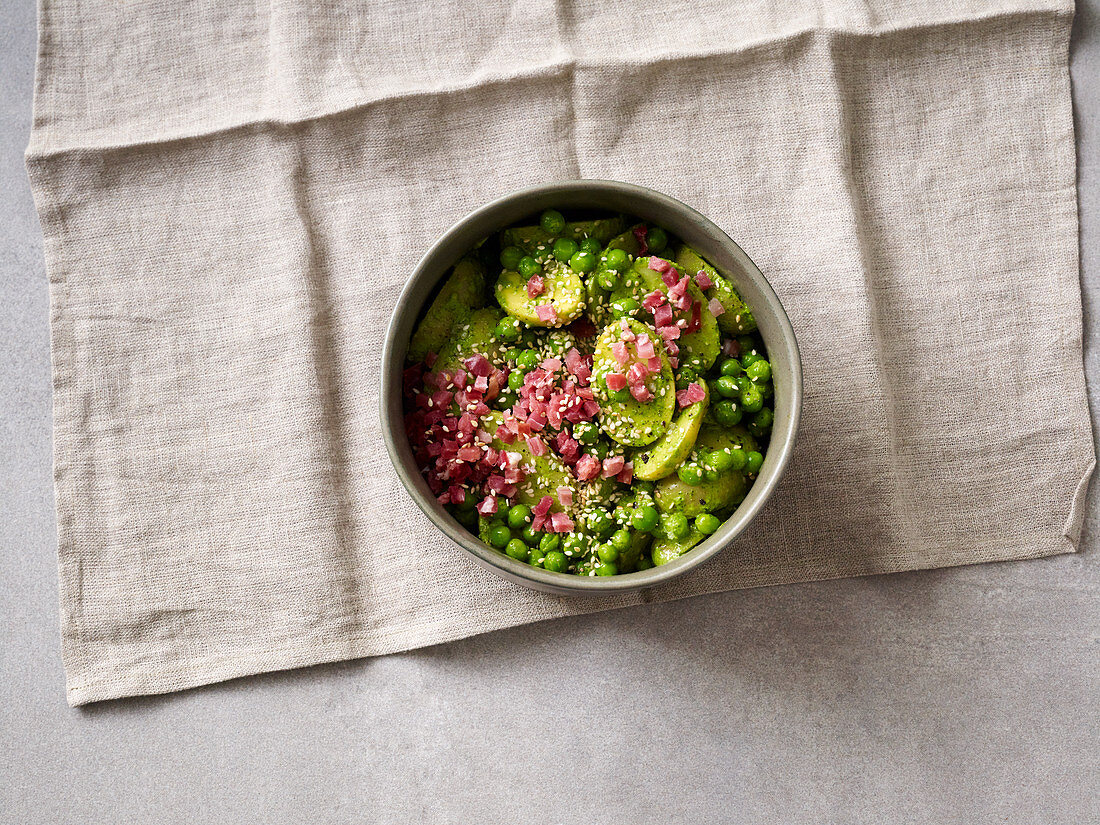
xmin=381 ymin=180 xmax=802 ymax=595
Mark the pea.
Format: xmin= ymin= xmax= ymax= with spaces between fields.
xmin=750 ymin=407 xmax=774 ymax=437
xmin=740 ymin=385 xmax=764 ymax=414
xmin=563 ymin=533 xmax=586 ymax=557
xmin=695 ymin=514 xmax=721 ymax=535
xmin=595 ymin=562 xmax=618 ymax=576
xmin=540 ymin=209 xmax=566 ymax=236
xmin=586 ymin=508 xmax=614 ymax=537
xmin=636 ymin=555 xmax=654 ymax=571
xmin=746 ymin=359 xmax=772 ymax=383
xmin=704 ymin=467 xmax=720 ymax=482
xmin=678 ymin=463 xmax=703 ymax=486
xmin=738 ymin=336 xmax=760 ymax=358
xmin=539 ymin=532 xmax=561 ymax=553
xmin=549 ymin=237 xmax=577 ymax=262
xmin=710 ymin=449 xmax=735 ymax=473
xmin=647 ymin=227 xmax=668 ymax=253
xmin=714 ymin=376 xmax=740 ymax=399
xmin=500 ymin=245 xmax=524 ymax=271
xmin=719 ymin=357 xmax=742 ymax=377
xmin=745 ymin=450 xmax=764 ymax=474
xmin=603 ymin=248 xmax=630 ymax=272
xmin=495 ymin=391 xmax=516 ymax=410
xmin=631 ymin=505 xmax=660 ymax=532
xmin=494 ymin=317 xmax=520 ymax=343
xmin=597 ymin=543 xmax=619 ymax=563
xmin=590 ymin=441 xmax=611 ymax=460
xmin=735 ymin=375 xmax=753 ymax=392
xmin=518 ymin=256 xmax=542 ymax=278
xmin=713 ymin=400 xmax=743 ymax=427
xmin=663 ymin=513 xmax=690 ymax=540
xmin=570 ymin=250 xmax=597 ymax=273
xmin=488 ymin=524 xmax=512 ymax=549
xmin=611 ymin=298 xmax=639 ymax=319
xmin=522 ymin=525 xmax=540 ymax=545
xmin=610 ymin=528 xmax=632 ymax=552
xmin=580 ymin=237 xmax=603 ymax=256
xmin=543 ymin=550 xmax=568 ymax=572
xmin=505 ymin=538 xmax=529 ymax=561
xmin=597 ymin=269 xmax=619 ymax=291
xmin=528 ymin=549 xmax=546 ymax=567
xmin=516 ymin=350 xmax=541 ymax=371
xmin=496 ymin=501 xmax=511 ymax=523
xmin=507 ymin=504 xmax=531 ymax=530
xmin=507 ymin=370 xmax=525 ymax=391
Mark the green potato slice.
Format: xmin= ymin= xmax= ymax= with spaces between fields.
xmin=631 ymin=382 xmax=710 ymax=481
xmin=495 ymin=263 xmax=586 ymax=328
xmin=407 ymin=257 xmax=486 ymax=362
xmin=674 ymin=245 xmax=756 ymax=335
xmin=592 ymin=317 xmax=676 ymax=448
xmin=500 ymin=217 xmax=628 ymax=256
xmin=631 ymin=257 xmax=720 ymax=371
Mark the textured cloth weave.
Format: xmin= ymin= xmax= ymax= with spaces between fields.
xmin=27 ymin=0 xmax=1092 ymax=705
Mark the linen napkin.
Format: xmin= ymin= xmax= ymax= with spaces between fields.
xmin=26 ymin=0 xmax=1091 ymax=705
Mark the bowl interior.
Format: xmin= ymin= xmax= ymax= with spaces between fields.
xmin=381 ymin=180 xmax=802 ymax=595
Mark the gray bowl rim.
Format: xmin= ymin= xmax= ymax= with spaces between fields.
xmin=380 ymin=179 xmax=802 ymax=595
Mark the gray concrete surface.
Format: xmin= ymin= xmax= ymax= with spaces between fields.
xmin=2 ymin=2 xmax=1097 ymax=822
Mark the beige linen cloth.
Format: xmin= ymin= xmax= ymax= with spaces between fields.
xmin=27 ymin=0 xmax=1092 ymax=705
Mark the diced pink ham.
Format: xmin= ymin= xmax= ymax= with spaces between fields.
xmin=611 ymin=341 xmax=630 ymax=366
xmin=648 ymin=256 xmax=671 ymax=274
xmin=629 ymin=384 xmax=654 ymax=403
xmin=633 ymin=226 xmax=649 ymax=255
xmin=676 ymin=382 xmax=707 ymax=407
xmin=526 ymin=435 xmax=546 ymax=456
xmin=542 ymin=358 xmax=562 ymax=373
xmin=708 ymin=297 xmax=726 ymax=317
xmin=605 ymin=372 xmax=628 ymax=392
xmin=535 ymin=304 xmax=558 ymax=323
xmin=694 ymin=271 xmax=714 ymax=290
xmin=647 ymin=355 xmax=662 ymax=373
xmin=556 ymin=486 xmax=574 ymax=508
xmin=527 ymin=275 xmax=545 ymax=298
xmin=657 ymin=324 xmax=681 ymax=342
xmin=627 ymin=362 xmax=647 ymax=384
xmin=473 ymin=374 xmax=489 ymax=391
xmin=575 ymin=454 xmax=601 ymax=481
xmin=616 ymin=463 xmax=633 ymax=484
xmin=601 ymin=455 xmax=625 ymax=478
xmin=550 ymin=512 xmax=574 ymax=533
xmin=457 ymin=445 xmax=480 ymax=462
xmin=465 ymin=354 xmax=493 ymax=377
xmin=477 ymin=496 xmax=498 ymax=516
xmin=636 ymin=336 xmax=655 ymax=360
xmin=643 ymin=290 xmax=666 ymax=311
xmin=654 ymin=304 xmax=674 ymax=328
xmin=533 ymin=496 xmax=554 ymax=517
